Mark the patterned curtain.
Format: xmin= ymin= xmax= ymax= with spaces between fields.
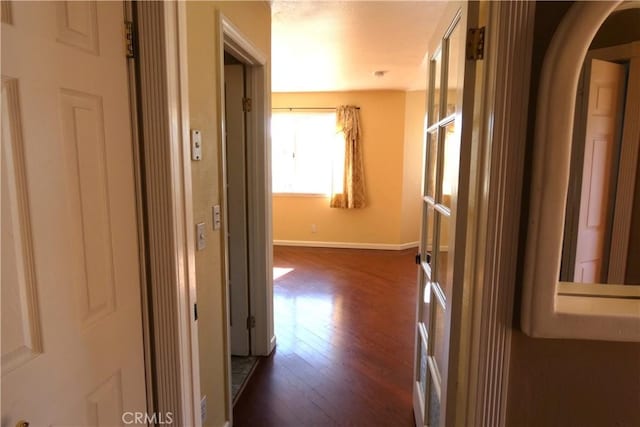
xmin=330 ymin=105 xmax=366 ymax=208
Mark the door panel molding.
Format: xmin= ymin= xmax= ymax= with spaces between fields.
xmin=56 ymin=1 xmax=100 ymax=54
xmin=1 ymin=77 xmax=42 ymax=375
xmin=60 ymin=89 xmax=118 ymax=328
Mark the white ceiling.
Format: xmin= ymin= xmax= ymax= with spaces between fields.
xmin=271 ymin=1 xmax=448 ymax=93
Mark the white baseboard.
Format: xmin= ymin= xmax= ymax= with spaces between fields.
xmin=273 ymin=239 xmax=419 ymax=251
xmin=269 ymin=334 xmax=277 ymax=354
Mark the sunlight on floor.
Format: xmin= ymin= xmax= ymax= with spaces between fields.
xmin=273 ymin=267 xmax=294 ymax=280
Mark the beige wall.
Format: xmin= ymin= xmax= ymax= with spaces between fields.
xmin=591 ymin=8 xmax=640 ymax=50
xmin=186 ymin=2 xmax=270 ymax=426
xmin=401 ymin=90 xmax=426 ymax=243
xmin=507 ymin=2 xmax=640 ymax=426
xmin=272 ymin=90 xmax=424 ymax=246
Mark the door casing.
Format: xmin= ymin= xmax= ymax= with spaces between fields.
xmin=216 ymin=11 xmax=274 ymax=424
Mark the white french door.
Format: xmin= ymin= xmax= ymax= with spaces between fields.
xmin=413 ymin=2 xmax=477 ymax=426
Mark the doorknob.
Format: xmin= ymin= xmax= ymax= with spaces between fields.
xmin=16 ymin=421 xmax=29 ymax=427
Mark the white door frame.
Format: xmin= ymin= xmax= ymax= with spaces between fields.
xmin=444 ymin=2 xmax=536 ymax=426
xmin=123 ymin=0 xmax=155 ymax=415
xmin=216 ymin=11 xmax=274 ymax=422
xmin=217 ymin=12 xmax=273 ymax=358
xmin=134 ymin=2 xmax=201 ymax=426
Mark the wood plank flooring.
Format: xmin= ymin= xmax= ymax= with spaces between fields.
xmin=233 ymin=246 xmax=419 ymax=426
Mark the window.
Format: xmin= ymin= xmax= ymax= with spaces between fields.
xmin=271 ymin=111 xmax=344 ymax=194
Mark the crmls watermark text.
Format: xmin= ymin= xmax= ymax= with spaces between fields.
xmin=122 ymin=412 xmax=174 ymax=425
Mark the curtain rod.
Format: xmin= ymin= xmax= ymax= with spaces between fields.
xmin=272 ymin=107 xmax=360 ymax=111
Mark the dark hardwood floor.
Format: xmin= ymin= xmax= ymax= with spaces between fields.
xmin=233 ymin=246 xmax=419 ymax=426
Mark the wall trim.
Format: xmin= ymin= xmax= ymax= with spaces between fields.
xmin=135 ymin=2 xmax=200 ymax=426
xmin=462 ymin=2 xmax=535 ymax=427
xmin=273 ymin=240 xmax=420 ymax=251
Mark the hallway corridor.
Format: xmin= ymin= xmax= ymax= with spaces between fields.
xmin=233 ymin=246 xmax=418 ymax=426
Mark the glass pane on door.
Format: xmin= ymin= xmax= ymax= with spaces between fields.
xmin=429 ymin=49 xmax=442 ymax=125
xmin=432 ymin=293 xmax=447 ymax=380
xmin=424 ymin=131 xmax=439 ymax=200
xmin=441 ymin=122 xmax=459 ymax=205
xmin=421 ymin=204 xmax=436 ymax=267
xmin=435 ymin=211 xmax=453 ymax=301
xmin=421 ymin=280 xmax=433 ymax=329
xmin=444 ymin=19 xmax=463 ymax=116
xmin=418 ymin=336 xmax=428 ymax=399
xmin=428 ymin=385 xmax=441 ymax=427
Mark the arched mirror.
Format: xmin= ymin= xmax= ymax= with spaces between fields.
xmin=522 ymin=1 xmax=640 ymax=342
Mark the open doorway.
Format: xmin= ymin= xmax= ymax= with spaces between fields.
xmin=223 ymin=50 xmax=257 ymax=401
xmin=561 ymin=39 xmax=640 ymax=285
xmin=216 ymin=15 xmax=274 ymax=418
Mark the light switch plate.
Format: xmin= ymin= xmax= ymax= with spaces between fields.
xmin=196 ymin=222 xmax=206 ymax=250
xmin=213 ymin=205 xmax=221 ymax=230
xmin=191 ymin=129 xmax=202 ymax=161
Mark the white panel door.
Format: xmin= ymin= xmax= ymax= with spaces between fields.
xmin=574 ymin=59 xmax=625 ymax=283
xmin=413 ymin=2 xmax=477 ymax=426
xmin=1 ymin=2 xmax=147 ymax=425
xmin=224 ymin=63 xmax=251 ymax=356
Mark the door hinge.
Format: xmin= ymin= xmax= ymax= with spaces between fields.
xmin=415 ymin=253 xmax=421 ymax=265
xmin=242 ymin=97 xmax=252 ymax=113
xmin=247 ymin=315 xmax=256 ymax=329
xmin=194 ymin=303 xmax=198 ymax=321
xmin=466 ymin=27 xmax=485 ymax=60
xmin=125 ymin=20 xmax=136 ymax=59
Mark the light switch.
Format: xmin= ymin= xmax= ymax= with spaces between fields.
xmin=196 ymin=222 xmax=206 ymax=250
xmin=191 ymin=129 xmax=202 ymax=161
xmin=213 ymin=205 xmax=221 ymax=230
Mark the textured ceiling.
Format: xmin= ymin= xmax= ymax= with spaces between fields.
xmin=271 ymin=1 xmax=448 ymax=93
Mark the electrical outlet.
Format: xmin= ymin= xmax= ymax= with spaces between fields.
xmin=201 ymin=395 xmax=207 ymax=423
xmin=311 ymin=224 xmax=317 ymax=233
